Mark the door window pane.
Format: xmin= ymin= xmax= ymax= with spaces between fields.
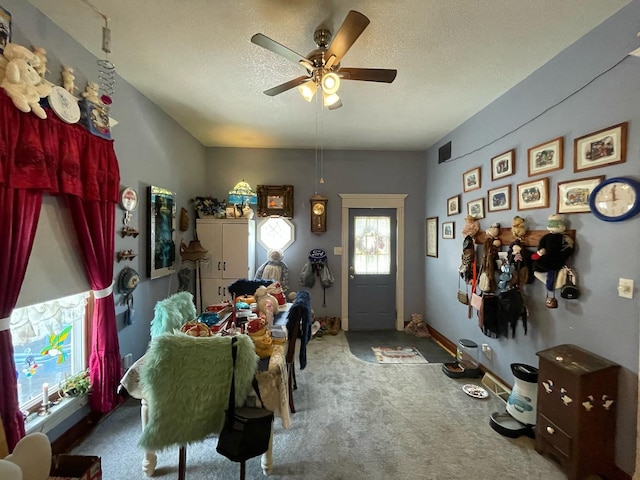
xmin=11 ymin=292 xmax=89 ymax=407
xmin=353 ymin=216 xmax=391 ymax=274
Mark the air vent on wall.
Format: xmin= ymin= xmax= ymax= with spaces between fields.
xmin=438 ymin=141 xmax=451 ymax=164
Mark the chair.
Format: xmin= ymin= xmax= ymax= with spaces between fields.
xmin=137 ymin=333 xmax=264 ymax=479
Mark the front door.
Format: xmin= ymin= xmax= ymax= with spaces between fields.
xmin=347 ymin=208 xmax=397 ymax=330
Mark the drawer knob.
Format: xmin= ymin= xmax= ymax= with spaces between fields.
xmin=555 ymin=356 xmax=564 ymax=362
xmin=546 ymin=426 xmax=555 ymax=435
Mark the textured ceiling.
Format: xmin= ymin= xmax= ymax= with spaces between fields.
xmin=27 ymin=0 xmax=630 ymax=151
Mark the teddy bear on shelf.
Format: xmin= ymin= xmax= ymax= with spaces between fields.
xmin=461 ymin=214 xmax=480 ymax=239
xmin=532 ymin=214 xmax=575 ymax=308
xmin=0 ymin=42 xmax=52 ymax=118
xmin=511 ymin=215 xmax=527 ymax=241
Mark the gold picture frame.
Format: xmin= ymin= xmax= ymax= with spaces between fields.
xmin=574 ymin=122 xmax=627 ymax=172
xmin=257 ymin=185 xmax=294 ymax=218
xmin=557 ymin=175 xmax=605 ymax=214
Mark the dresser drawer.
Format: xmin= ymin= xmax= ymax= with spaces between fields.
xmin=537 ymin=413 xmax=572 ymax=458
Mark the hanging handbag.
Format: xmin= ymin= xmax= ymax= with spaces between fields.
xmin=457 ymin=276 xmax=469 ymax=305
xmin=216 ymin=337 xmax=274 ymax=463
xmin=560 ymin=267 xmax=581 ymax=299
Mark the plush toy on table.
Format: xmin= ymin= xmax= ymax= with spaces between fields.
xmin=532 ymin=214 xmax=574 ymax=308
xmin=0 ymin=43 xmax=52 ymax=119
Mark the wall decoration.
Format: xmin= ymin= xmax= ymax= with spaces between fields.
xmin=442 ymin=221 xmax=454 ymax=239
xmin=487 ymin=184 xmax=511 ymax=212
xmin=517 ymin=177 xmax=549 ymax=211
xmin=574 ymin=122 xmax=627 ymax=172
xmin=463 ymin=167 xmax=481 ymax=193
xmin=257 ymin=185 xmax=294 ymax=217
xmin=447 ymin=195 xmax=460 ymax=216
xmin=466 ymin=198 xmax=485 ymax=219
xmin=426 ymin=217 xmax=438 ymax=257
xmin=589 ymin=176 xmax=640 ymax=222
xmin=0 ymin=6 xmax=11 ymax=54
xmin=491 ymin=149 xmax=515 ymax=181
xmin=528 ymin=137 xmax=563 ymax=176
xmin=557 ymin=175 xmax=604 ymax=214
xmin=147 ymin=185 xmax=176 ymax=279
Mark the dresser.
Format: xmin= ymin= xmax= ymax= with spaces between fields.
xmin=535 ymin=344 xmax=619 ymax=480
xmin=195 ymin=218 xmax=255 ymax=306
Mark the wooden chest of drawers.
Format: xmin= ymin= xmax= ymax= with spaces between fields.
xmin=535 ymin=344 xmax=619 ymax=480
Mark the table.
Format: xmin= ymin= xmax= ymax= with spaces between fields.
xmin=120 ymin=338 xmax=290 ymax=477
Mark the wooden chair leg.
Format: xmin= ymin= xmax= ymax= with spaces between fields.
xmin=240 ymin=460 xmax=246 ymax=480
xmin=178 ymin=446 xmax=187 ymax=480
xmin=287 ymin=363 xmax=296 ymax=413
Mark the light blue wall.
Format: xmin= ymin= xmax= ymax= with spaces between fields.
xmin=425 ymin=1 xmax=640 ymax=473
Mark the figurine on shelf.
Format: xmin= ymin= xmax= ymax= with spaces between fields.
xmin=81 ymin=81 xmax=103 ymax=105
xmin=61 ymin=66 xmax=77 ymax=95
xmin=511 ymin=215 xmax=527 ymax=241
xmin=31 ymin=46 xmax=48 ymax=78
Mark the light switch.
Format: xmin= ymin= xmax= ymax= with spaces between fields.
xmin=333 ymin=246 xmax=342 ymax=255
xmin=618 ymin=278 xmax=634 ymax=299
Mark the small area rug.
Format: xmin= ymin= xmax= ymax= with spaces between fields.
xmin=371 ymin=346 xmax=428 ymax=364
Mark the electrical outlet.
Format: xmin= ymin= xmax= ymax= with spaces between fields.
xmin=618 ymin=278 xmax=634 ymax=299
xmin=482 ymin=344 xmax=492 ymax=360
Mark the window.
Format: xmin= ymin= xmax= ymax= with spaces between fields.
xmin=257 ymin=216 xmax=295 ymax=252
xmin=11 ymin=292 xmax=89 ymax=408
xmin=353 ymin=216 xmax=391 ymax=275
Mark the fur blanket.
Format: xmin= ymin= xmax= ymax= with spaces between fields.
xmin=139 ymin=333 xmax=258 ymax=451
xmin=149 ymin=292 xmax=196 ymax=339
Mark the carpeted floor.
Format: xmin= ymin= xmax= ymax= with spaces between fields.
xmin=345 ymin=329 xmax=454 ymax=363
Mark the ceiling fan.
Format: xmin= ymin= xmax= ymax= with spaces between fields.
xmin=251 ymin=10 xmax=397 ymax=110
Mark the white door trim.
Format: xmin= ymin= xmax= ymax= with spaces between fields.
xmin=339 ymin=194 xmax=408 ymax=331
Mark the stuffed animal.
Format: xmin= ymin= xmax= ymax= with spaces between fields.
xmin=254 ymin=285 xmax=279 ymax=320
xmin=485 ymin=222 xmax=502 ymax=249
xmin=255 ymin=249 xmax=290 ymax=294
xmin=61 ymin=65 xmax=77 ymax=95
xmin=461 ymin=215 xmax=480 ymax=238
xmin=0 ymin=43 xmax=52 ymax=118
xmin=1 ymin=432 xmax=51 ymax=480
xmin=511 ymin=215 xmax=526 ymax=240
xmin=81 ymin=81 xmax=103 ymax=106
xmin=31 ymin=46 xmax=48 ymax=78
xmin=532 ymin=214 xmax=575 ymax=307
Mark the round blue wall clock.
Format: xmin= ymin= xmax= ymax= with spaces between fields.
xmin=589 ymin=177 xmax=640 ymax=222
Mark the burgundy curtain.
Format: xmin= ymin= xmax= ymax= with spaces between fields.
xmin=0 ymin=91 xmax=120 ymax=448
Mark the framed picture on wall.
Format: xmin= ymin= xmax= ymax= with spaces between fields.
xmin=517 ymin=177 xmax=549 ymax=211
xmin=0 ymin=6 xmax=11 ymax=54
xmin=574 ymin=122 xmax=627 ymax=172
xmin=257 ymin=185 xmax=294 ymax=217
xmin=148 ymin=185 xmax=176 ymax=279
xmin=557 ymin=175 xmax=605 ymax=214
xmin=491 ymin=149 xmax=515 ymax=181
xmin=487 ymin=184 xmax=511 ymax=212
xmin=442 ymin=221 xmax=454 ymax=239
xmin=463 ymin=167 xmax=481 ymax=192
xmin=528 ymin=137 xmax=563 ymax=176
xmin=466 ymin=198 xmax=485 ymax=219
xmin=447 ymin=195 xmax=460 ymax=216
xmin=426 ymin=217 xmax=438 ymax=257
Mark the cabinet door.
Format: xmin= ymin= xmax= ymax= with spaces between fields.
xmin=200 ymin=278 xmax=232 ymax=305
xmin=196 ymin=220 xmax=223 ymax=279
xmin=221 ymin=222 xmax=251 ymax=279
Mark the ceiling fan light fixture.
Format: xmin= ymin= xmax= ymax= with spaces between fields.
xmin=323 ymin=92 xmax=340 ymax=107
xmin=321 ymin=72 xmax=340 ymax=95
xmin=298 ymin=81 xmax=318 ymax=102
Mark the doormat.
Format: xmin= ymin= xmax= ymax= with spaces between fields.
xmin=371 ymin=347 xmax=428 ymax=364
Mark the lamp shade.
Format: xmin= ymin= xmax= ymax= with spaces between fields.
xmin=228 ymin=180 xmax=257 ymax=205
xmin=298 ymin=81 xmax=318 ymax=102
xmin=321 ymin=72 xmax=340 ymax=95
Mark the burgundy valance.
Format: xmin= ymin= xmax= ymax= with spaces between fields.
xmin=0 ymin=90 xmax=120 ymax=202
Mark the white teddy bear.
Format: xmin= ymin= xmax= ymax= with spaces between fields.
xmin=0 ymin=43 xmax=52 ymax=119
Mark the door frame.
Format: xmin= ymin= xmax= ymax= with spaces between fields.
xmin=339 ymin=194 xmax=408 ymax=331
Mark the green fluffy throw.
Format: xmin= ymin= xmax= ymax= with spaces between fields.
xmin=139 ymin=333 xmax=258 ymax=451
xmin=149 ymin=292 xmax=197 ymax=339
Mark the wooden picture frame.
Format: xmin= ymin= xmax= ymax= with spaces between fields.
xmin=0 ymin=6 xmax=11 ymax=54
xmin=442 ymin=221 xmax=454 ymax=239
xmin=517 ymin=177 xmax=549 ymax=211
xmin=426 ymin=217 xmax=438 ymax=257
xmin=528 ymin=137 xmax=563 ymax=176
xmin=463 ymin=167 xmax=481 ymax=193
xmin=147 ymin=185 xmax=176 ymax=279
xmin=491 ymin=149 xmax=515 ymax=181
xmin=574 ymin=122 xmax=627 ymax=172
xmin=466 ymin=198 xmax=485 ymax=219
xmin=447 ymin=195 xmax=460 ymax=216
xmin=256 ymin=185 xmax=294 ymax=218
xmin=557 ymin=175 xmax=605 ymax=214
xmin=487 ymin=184 xmax=511 ymax=212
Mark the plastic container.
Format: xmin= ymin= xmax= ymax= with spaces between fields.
xmin=506 ymin=363 xmax=538 ymax=425
xmin=456 ymin=339 xmax=479 ymax=370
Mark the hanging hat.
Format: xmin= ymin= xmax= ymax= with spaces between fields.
xmin=118 ymin=267 xmax=140 ymax=295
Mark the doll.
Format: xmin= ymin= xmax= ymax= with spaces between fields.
xmin=461 ymin=214 xmax=480 ymax=238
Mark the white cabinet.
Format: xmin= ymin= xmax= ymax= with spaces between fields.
xmin=195 ymin=218 xmax=255 ymax=306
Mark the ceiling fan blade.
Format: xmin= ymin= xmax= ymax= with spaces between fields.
xmin=251 ymin=33 xmax=312 ymax=69
xmin=339 ymin=67 xmax=397 ymax=83
xmin=324 ymin=10 xmax=370 ymax=66
xmin=264 ymin=75 xmax=311 ymax=96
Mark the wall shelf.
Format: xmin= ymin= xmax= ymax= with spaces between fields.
xmin=117 ymin=250 xmax=137 ymax=262
xmin=120 ymin=227 xmax=139 ymax=238
xmin=474 ymin=228 xmax=576 ymax=248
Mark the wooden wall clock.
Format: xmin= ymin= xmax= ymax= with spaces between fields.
xmin=310 ymin=194 xmax=328 ymax=234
